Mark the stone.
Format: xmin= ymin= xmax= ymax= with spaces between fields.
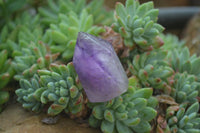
xmin=73 ymin=32 xmax=128 ymax=102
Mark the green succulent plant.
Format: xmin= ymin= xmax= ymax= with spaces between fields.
xmin=166 ymin=102 xmax=200 ymax=133
xmin=0 ymin=12 xmax=42 ymax=42
xmin=171 ymin=72 xmax=200 ymax=104
xmin=37 ymin=0 xmax=59 ymax=26
xmin=16 ymin=63 xmax=87 ymax=117
xmin=43 ymin=9 xmax=105 ymax=61
xmin=161 ymin=34 xmax=199 ymax=76
xmin=12 ymin=41 xmax=59 ymax=80
xmin=85 ymin=0 xmax=113 ymax=25
xmin=0 ymin=50 xmax=14 ymax=113
xmin=88 ymin=77 xmax=158 ymax=133
xmin=0 ymin=50 xmax=14 ymax=89
xmin=112 ymin=0 xmax=164 ymax=51
xmin=0 ymin=0 xmax=28 ymax=29
xmin=160 ymin=34 xmax=185 ymax=52
xmin=0 ymin=12 xmax=43 ymax=57
xmin=128 ymin=50 xmax=174 ymax=94
xmin=168 ymin=47 xmax=200 ymax=79
xmin=15 ymin=74 xmax=44 ymax=113
xmin=38 ymin=0 xmax=113 ymax=27
xmin=161 ymin=33 xmax=200 ymax=99
xmin=37 ymin=63 xmax=87 ymax=117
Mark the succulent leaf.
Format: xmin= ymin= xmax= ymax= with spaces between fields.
xmin=0 ymin=91 xmax=9 ymax=105
xmin=0 ymin=50 xmax=14 ymax=89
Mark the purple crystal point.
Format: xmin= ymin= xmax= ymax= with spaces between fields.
xmin=73 ymin=32 xmax=128 ymax=102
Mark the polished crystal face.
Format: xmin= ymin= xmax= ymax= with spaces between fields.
xmin=73 ymin=32 xmax=128 ymax=102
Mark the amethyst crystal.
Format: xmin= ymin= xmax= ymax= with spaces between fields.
xmin=73 ymin=32 xmax=128 ymax=102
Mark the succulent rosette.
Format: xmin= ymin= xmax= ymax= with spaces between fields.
xmin=171 ymin=72 xmax=200 ymax=104
xmin=37 ymin=63 xmax=87 ymax=117
xmin=160 ymin=34 xmax=185 ymax=53
xmin=12 ymin=41 xmax=59 ymax=80
xmin=128 ymin=50 xmax=174 ymax=94
xmin=73 ymin=32 xmax=128 ymax=102
xmin=112 ymin=0 xmax=164 ymax=51
xmin=88 ymin=77 xmax=158 ymax=133
xmin=43 ymin=9 xmax=105 ymax=61
xmin=168 ymin=47 xmax=200 ymax=79
xmin=166 ymin=102 xmax=200 ymax=132
xmin=15 ymin=74 xmax=44 ymax=113
xmin=16 ymin=63 xmax=87 ymax=117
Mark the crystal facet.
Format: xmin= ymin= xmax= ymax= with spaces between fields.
xmin=73 ymin=32 xmax=128 ymax=102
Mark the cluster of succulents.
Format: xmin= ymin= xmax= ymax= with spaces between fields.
xmin=44 ymin=9 xmax=105 ymax=61
xmin=0 ymin=0 xmax=200 ymax=133
xmin=88 ymin=77 xmax=158 ymax=133
xmin=0 ymin=12 xmax=44 ymax=59
xmin=168 ymin=47 xmax=200 ymax=78
xmin=112 ymin=0 xmax=164 ymax=51
xmin=160 ymin=33 xmax=185 ymax=52
xmin=38 ymin=0 xmax=113 ymax=27
xmin=166 ymin=102 xmax=200 ymax=132
xmin=0 ymin=0 xmax=30 ymax=29
xmin=128 ymin=50 xmax=174 ymax=94
xmin=16 ymin=63 xmax=88 ymax=118
xmin=12 ymin=41 xmax=59 ymax=80
xmin=171 ymin=72 xmax=200 ymax=104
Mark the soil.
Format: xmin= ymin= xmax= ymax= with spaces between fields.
xmin=0 ymin=103 xmax=100 ymax=133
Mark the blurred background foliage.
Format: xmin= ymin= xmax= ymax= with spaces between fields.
xmin=104 ymin=0 xmax=200 ymax=8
